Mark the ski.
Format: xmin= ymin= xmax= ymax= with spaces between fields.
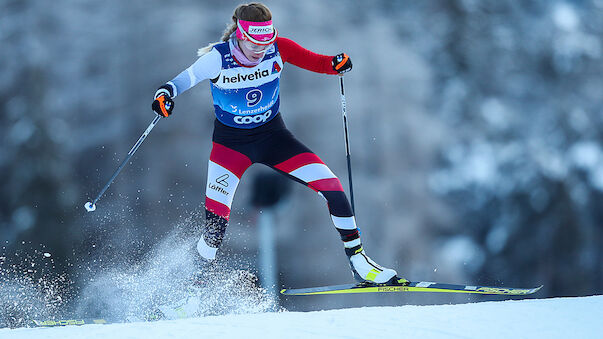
xmin=280 ymin=279 xmax=543 ymax=296
xmin=31 ymin=318 xmax=110 ymax=327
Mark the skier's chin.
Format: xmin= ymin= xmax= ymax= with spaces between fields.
xmin=250 ymin=53 xmax=264 ymax=62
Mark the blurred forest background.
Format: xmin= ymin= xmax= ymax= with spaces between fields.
xmin=1 ymin=0 xmax=603 ymax=319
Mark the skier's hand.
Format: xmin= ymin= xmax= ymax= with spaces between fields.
xmin=332 ymin=53 xmax=352 ymax=74
xmin=152 ymin=85 xmax=175 ymax=117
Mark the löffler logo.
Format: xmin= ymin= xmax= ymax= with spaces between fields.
xmin=216 ymin=174 xmax=229 ymax=187
xmin=209 ymin=173 xmax=230 ymax=196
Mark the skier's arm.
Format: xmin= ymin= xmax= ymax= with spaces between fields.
xmin=152 ymin=49 xmax=222 ymax=117
xmin=276 ymin=37 xmax=351 ymax=74
xmin=166 ymin=48 xmax=222 ymax=97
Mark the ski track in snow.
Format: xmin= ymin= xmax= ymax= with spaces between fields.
xmin=1 ymin=295 xmax=601 ymax=339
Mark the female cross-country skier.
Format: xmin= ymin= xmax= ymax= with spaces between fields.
xmin=152 ymin=2 xmax=402 ymax=284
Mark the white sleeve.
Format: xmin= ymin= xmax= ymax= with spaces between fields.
xmin=168 ymin=48 xmax=222 ymax=97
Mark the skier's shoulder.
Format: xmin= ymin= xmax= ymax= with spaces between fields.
xmin=274 ymin=36 xmax=307 ymax=55
xmin=275 ymin=36 xmax=295 ymax=47
xmin=212 ymin=40 xmax=230 ymax=55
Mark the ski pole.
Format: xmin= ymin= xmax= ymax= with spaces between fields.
xmin=84 ymin=115 xmax=162 ymax=212
xmin=339 ymin=75 xmax=356 ymax=215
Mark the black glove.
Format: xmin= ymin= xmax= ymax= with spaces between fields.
xmin=152 ymin=84 xmax=175 ymax=117
xmin=332 ymin=53 xmax=352 ymax=74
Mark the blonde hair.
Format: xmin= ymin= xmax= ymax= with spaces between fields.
xmin=198 ymin=3 xmax=273 ymax=56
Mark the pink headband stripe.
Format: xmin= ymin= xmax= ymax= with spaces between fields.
xmin=236 ymin=19 xmax=277 ymax=45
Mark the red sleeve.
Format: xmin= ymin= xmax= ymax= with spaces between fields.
xmin=276 ymin=37 xmax=338 ymax=75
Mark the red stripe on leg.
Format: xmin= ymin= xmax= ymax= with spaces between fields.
xmin=210 ymin=142 xmax=252 ymax=178
xmin=205 ymin=197 xmax=231 ymax=220
xmin=274 ymin=152 xmax=324 ymax=173
xmin=308 ymin=178 xmax=344 ymax=192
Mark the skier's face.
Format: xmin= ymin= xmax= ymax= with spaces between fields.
xmin=239 ymin=40 xmax=271 ymax=62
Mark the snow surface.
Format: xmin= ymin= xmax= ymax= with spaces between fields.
xmin=2 ymin=295 xmax=601 ymax=339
